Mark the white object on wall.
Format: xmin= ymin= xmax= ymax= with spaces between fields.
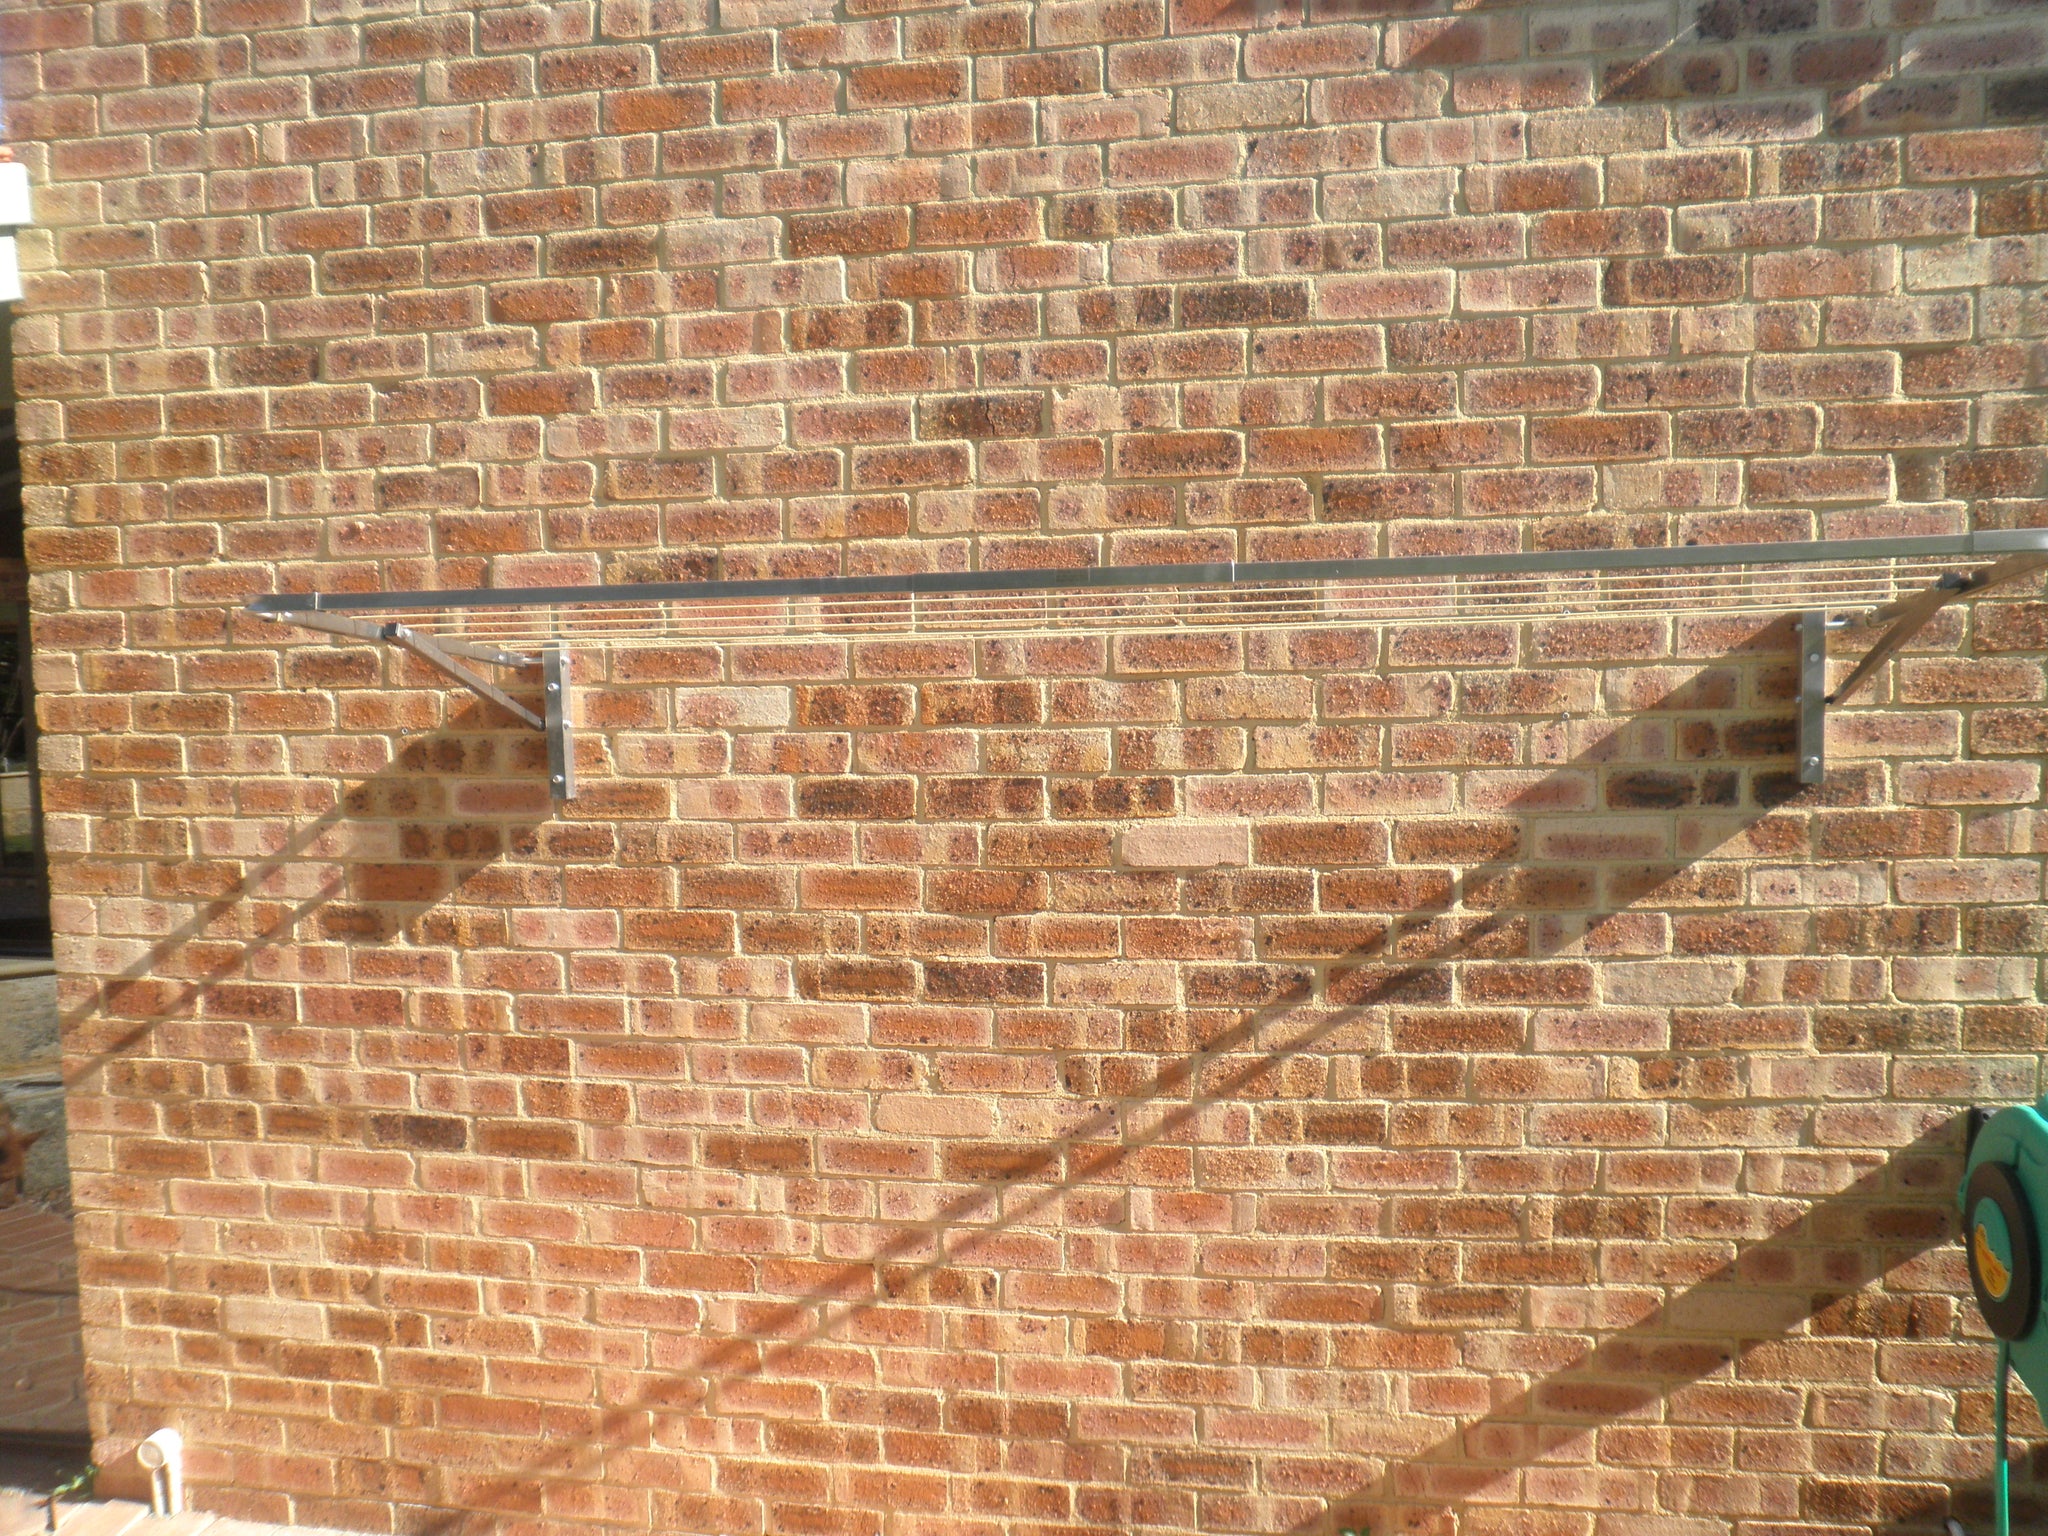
xmin=136 ymin=1427 xmax=185 ymax=1517
xmin=0 ymin=163 xmax=32 ymax=228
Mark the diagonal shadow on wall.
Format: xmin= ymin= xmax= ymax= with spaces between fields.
xmin=388 ymin=619 xmax=1998 ymax=1536
xmin=59 ymin=633 xmax=559 ymax=1101
xmin=1323 ymin=1117 xmax=1970 ymax=1536
xmin=55 ymin=650 xmax=553 ymax=1490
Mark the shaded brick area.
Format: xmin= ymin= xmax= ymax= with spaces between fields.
xmin=1 ymin=1 xmax=2047 ymax=1534
xmin=0 ymin=1200 xmax=85 ymax=1437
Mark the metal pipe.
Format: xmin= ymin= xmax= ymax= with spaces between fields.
xmin=242 ymin=530 xmax=2048 ymax=617
xmin=136 ymin=1427 xmax=184 ymax=1516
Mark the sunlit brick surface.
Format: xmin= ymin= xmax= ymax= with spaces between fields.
xmin=5 ymin=0 xmax=2048 ymax=1532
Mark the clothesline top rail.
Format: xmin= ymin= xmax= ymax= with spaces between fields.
xmin=245 ymin=531 xmax=2048 ymax=649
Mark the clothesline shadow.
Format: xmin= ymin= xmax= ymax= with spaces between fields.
xmin=59 ymin=662 xmax=555 ymax=1497
xmin=405 ymin=618 xmax=1895 ymax=1535
xmin=1321 ymin=1115 xmax=1991 ymax=1536
xmin=58 ymin=714 xmax=550 ymax=1101
xmin=65 ymin=694 xmax=568 ymax=1504
xmin=59 ymin=589 xmax=582 ymax=1101
xmin=1196 ymin=0 xmax=1946 ymax=149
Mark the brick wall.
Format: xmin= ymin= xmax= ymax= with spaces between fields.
xmin=7 ymin=0 xmax=2048 ymax=1531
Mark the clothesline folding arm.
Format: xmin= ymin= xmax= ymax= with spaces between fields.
xmin=245 ymin=530 xmax=2048 ymax=802
xmin=271 ymin=610 xmax=574 ymax=797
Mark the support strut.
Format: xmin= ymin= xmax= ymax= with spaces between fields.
xmin=385 ymin=624 xmax=542 ymax=731
xmin=260 ymin=610 xmax=576 ymax=802
xmin=1831 ymin=551 xmax=2048 ymax=706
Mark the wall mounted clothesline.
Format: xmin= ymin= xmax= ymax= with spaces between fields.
xmin=246 ymin=530 xmax=2048 ymax=802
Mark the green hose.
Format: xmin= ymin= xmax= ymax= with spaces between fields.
xmin=1996 ymin=1339 xmax=2011 ymax=1536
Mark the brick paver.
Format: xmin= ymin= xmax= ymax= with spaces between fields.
xmin=0 ymin=1495 xmax=356 ymax=1536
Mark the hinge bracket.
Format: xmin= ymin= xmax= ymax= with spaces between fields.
xmin=1796 ymin=552 xmax=2048 ymax=787
xmin=1797 ymin=609 xmax=1827 ymax=786
xmin=265 ymin=612 xmax=575 ymax=802
xmin=543 ymin=645 xmax=575 ymax=802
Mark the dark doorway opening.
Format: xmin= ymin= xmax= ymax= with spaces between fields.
xmin=0 ymin=307 xmax=48 ymax=959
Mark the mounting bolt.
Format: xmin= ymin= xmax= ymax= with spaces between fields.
xmin=1804 ymin=756 xmax=1820 ymax=769
xmin=1806 ymin=652 xmax=1820 ymax=664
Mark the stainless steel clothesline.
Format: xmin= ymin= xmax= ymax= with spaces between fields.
xmin=245 ymin=529 xmax=2048 ymax=801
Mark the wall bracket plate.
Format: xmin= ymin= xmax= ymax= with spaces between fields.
xmin=256 ymin=610 xmax=575 ymax=801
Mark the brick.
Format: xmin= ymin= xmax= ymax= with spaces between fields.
xmin=1607 ymin=151 xmax=1749 ymax=206
xmin=1979 ymin=180 xmax=2048 ymax=235
xmin=916 ymin=199 xmax=1037 ymax=247
xmin=1530 ymin=413 xmax=1669 ymax=462
xmin=1674 ymin=407 xmax=1817 ymax=456
xmin=1603 ymin=256 xmax=1743 ymax=307
xmin=788 ymin=209 xmax=910 ymax=259
xmin=1748 ymin=456 xmax=1891 ymax=504
xmin=1464 ymin=162 xmax=1600 ymax=215
xmin=1824 ymin=401 xmax=1969 ymax=450
xmin=25 ymin=7 xmax=2048 ymax=1532
xmin=849 ymin=61 xmax=967 ymax=108
xmin=1386 ymin=420 xmax=1519 ymax=468
xmin=1121 ymin=823 xmax=1250 ymax=868
xmin=1824 ymin=296 xmax=1972 ymax=347
xmin=920 ymin=394 xmax=1043 ymax=440
xmin=1388 ymin=318 xmax=1524 ymax=366
xmin=1530 ymin=208 xmax=1669 ymax=258
xmin=1909 ymin=128 xmax=2048 ymax=181
xmin=1113 ymin=431 xmax=1242 ymax=477
xmin=549 ymin=229 xmax=658 ymax=273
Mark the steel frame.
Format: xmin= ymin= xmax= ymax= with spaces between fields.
xmin=246 ymin=530 xmax=2048 ymax=803
xmin=248 ymin=530 xmax=2048 ymax=615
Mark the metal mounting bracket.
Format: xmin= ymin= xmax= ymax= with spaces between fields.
xmin=543 ymin=645 xmax=575 ymax=802
xmin=1797 ymin=609 xmax=1827 ymax=786
xmin=258 ymin=610 xmax=576 ymax=802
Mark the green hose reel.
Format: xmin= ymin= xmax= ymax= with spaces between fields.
xmin=1960 ymin=1100 xmax=2048 ymax=1536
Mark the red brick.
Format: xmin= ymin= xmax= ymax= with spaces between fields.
xmin=605 ymin=86 xmax=713 ymax=134
xmin=1529 ymin=413 xmax=1669 ymax=462
xmin=1825 ymin=401 xmax=1970 ymax=450
xmin=1113 ymin=431 xmax=1242 ymax=477
xmin=1603 ymin=255 xmax=1744 ymax=306
xmin=26 ymin=9 xmax=2044 ymax=1531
